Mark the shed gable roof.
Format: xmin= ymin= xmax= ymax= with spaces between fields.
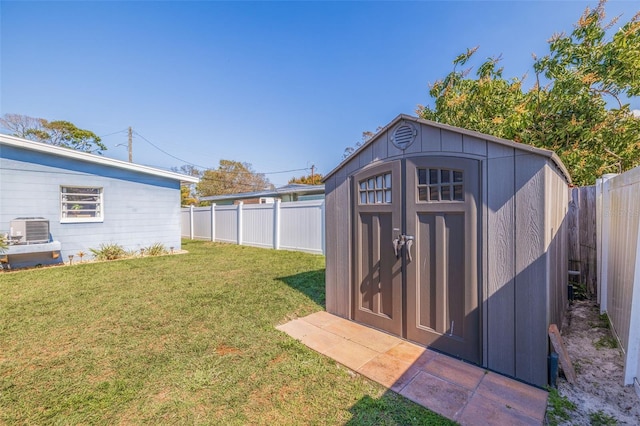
xmin=324 ymin=114 xmax=571 ymax=184
xmin=0 ymin=133 xmax=199 ymax=184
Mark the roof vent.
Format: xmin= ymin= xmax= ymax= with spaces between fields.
xmin=391 ymin=123 xmax=417 ymax=150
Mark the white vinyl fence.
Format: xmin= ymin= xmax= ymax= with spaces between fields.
xmin=182 ymin=200 xmax=325 ymax=255
xmin=597 ymin=168 xmax=640 ymax=390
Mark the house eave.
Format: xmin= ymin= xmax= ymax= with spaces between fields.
xmin=0 ymin=133 xmax=199 ymax=184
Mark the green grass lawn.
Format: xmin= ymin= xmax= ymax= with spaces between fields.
xmin=0 ymin=240 xmax=453 ymax=425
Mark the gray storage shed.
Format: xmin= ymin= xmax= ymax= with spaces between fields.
xmin=323 ymin=114 xmax=571 ymax=387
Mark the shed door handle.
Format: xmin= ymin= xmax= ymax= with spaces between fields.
xmin=393 ymin=234 xmax=413 ymax=261
xmin=405 ymin=236 xmax=414 ymax=262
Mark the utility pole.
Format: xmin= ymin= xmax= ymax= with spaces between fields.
xmin=311 ymin=164 xmax=315 ymax=184
xmin=127 ymin=127 xmax=133 ymax=163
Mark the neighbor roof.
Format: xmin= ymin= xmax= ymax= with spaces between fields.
xmin=0 ymin=133 xmax=199 ymax=184
xmin=200 ymin=183 xmax=325 ymax=202
xmin=324 ymin=114 xmax=571 ymax=184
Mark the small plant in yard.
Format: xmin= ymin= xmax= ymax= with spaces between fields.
xmin=589 ymin=312 xmax=611 ymax=329
xmin=571 ymin=282 xmax=588 ymax=300
xmin=589 ymin=409 xmax=617 ymax=426
xmin=0 ymin=233 xmax=7 ymax=253
xmin=142 ymin=242 xmax=168 ymax=256
xmin=598 ymin=313 xmax=611 ymax=329
xmin=89 ymin=243 xmax=128 ymax=261
xmin=594 ymin=334 xmax=618 ymax=350
xmin=546 ymin=387 xmax=577 ymax=425
xmin=572 ymin=359 xmax=582 ymax=375
xmin=76 ymin=251 xmax=86 ymax=263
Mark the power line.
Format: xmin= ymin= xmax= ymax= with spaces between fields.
xmin=99 ymin=129 xmax=128 ymax=138
xmin=132 ymin=130 xmax=311 ymax=176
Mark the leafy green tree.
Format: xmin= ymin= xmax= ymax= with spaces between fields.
xmin=180 ymin=185 xmax=199 ymax=206
xmin=0 ymin=113 xmax=107 ymax=154
xmin=171 ymin=165 xmax=202 ymax=206
xmin=196 ymin=160 xmax=272 ymax=197
xmin=418 ymin=1 xmax=640 ymax=185
xmin=288 ymin=171 xmax=323 ymax=185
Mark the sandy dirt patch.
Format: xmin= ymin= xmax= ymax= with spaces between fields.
xmin=551 ymin=299 xmax=640 ymax=425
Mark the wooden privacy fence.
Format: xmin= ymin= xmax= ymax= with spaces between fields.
xmin=596 ymin=169 xmax=640 ymax=388
xmin=567 ymin=186 xmax=597 ymax=297
xmin=181 ymin=199 xmax=325 ymax=255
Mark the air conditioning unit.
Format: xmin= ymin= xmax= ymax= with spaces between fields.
xmin=10 ymin=217 xmax=50 ymax=244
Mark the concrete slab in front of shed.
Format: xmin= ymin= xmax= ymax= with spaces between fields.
xmin=277 ymin=311 xmax=548 ymax=425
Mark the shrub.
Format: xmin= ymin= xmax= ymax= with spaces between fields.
xmin=0 ymin=233 xmax=7 ymax=253
xmin=90 ymin=243 xmax=128 ymax=261
xmin=143 ymin=243 xmax=168 ymax=257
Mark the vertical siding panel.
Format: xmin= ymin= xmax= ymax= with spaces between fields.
xmin=486 ymin=144 xmax=516 ymax=376
xmin=325 ymin=176 xmax=338 ymax=314
xmin=332 ymin=171 xmax=351 ymax=318
xmin=545 ymin=166 xmax=568 ymax=330
xmin=372 ymin=136 xmax=387 ymax=161
xmin=463 ymin=135 xmax=488 ymax=157
xmin=441 ymin=130 xmax=463 ymax=152
xmin=551 ymin=168 xmax=569 ymax=329
xmin=345 ymin=156 xmax=360 ymax=176
xmin=359 ymin=144 xmax=374 ymax=169
xmin=514 ymin=154 xmax=548 ymax=387
xmin=420 ymin=124 xmax=441 ymax=152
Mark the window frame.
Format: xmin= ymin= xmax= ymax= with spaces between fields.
xmin=60 ymin=186 xmax=104 ymax=223
xmin=358 ymin=172 xmax=392 ymax=205
xmin=416 ymin=167 xmax=464 ymax=202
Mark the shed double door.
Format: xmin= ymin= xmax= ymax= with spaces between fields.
xmin=353 ymin=157 xmax=480 ymax=364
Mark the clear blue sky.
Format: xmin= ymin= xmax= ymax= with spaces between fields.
xmin=1 ymin=1 xmax=638 ymax=186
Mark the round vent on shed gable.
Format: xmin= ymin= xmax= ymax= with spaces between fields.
xmin=391 ymin=122 xmax=417 ymax=150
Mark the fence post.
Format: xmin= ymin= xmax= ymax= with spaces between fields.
xmin=273 ymin=199 xmax=281 ymax=250
xmin=596 ymin=178 xmax=603 ymax=304
xmin=624 ymin=221 xmax=640 ymax=385
xmin=599 ymin=173 xmax=617 ymax=313
xmin=237 ymin=202 xmax=243 ymax=246
xmin=210 ymin=203 xmax=216 ymax=242
xmin=321 ymin=200 xmax=326 ymax=255
xmin=189 ymin=205 xmax=194 ymax=240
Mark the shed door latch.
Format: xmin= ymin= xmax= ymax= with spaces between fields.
xmin=392 ymin=233 xmax=414 ymax=261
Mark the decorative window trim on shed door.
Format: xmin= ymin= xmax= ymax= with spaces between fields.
xmin=358 ymin=172 xmax=392 ymax=204
xmin=60 ymin=186 xmax=104 ymax=223
xmin=416 ymin=167 xmax=465 ymax=202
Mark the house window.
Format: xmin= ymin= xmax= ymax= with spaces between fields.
xmin=359 ymin=173 xmax=392 ymax=204
xmin=61 ymin=186 xmax=103 ymax=222
xmin=417 ymin=168 xmax=464 ymax=202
